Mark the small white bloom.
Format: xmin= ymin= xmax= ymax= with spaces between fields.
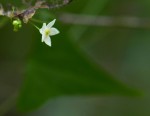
xmin=39 ymin=19 xmax=60 ymax=46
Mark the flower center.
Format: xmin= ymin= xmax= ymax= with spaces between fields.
xmin=45 ymin=29 xmax=50 ymax=36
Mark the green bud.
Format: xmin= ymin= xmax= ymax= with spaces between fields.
xmin=17 ymin=20 xmax=22 ymax=25
xmin=12 ymin=19 xmax=22 ymax=32
xmin=18 ymin=24 xmax=22 ymax=28
xmin=13 ymin=20 xmax=19 ymax=26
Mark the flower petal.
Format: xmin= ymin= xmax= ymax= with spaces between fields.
xmin=42 ymin=34 xmax=46 ymax=42
xmin=44 ymin=36 xmax=51 ymax=46
xmin=50 ymin=28 xmax=60 ymax=36
xmin=47 ymin=19 xmax=56 ymax=28
xmin=39 ymin=23 xmax=46 ymax=34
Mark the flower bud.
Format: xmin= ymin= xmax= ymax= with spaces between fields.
xmin=13 ymin=20 xmax=19 ymax=26
xmin=12 ymin=19 xmax=22 ymax=32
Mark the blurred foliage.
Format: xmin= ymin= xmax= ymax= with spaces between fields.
xmin=0 ymin=0 xmax=148 ymax=115
xmin=17 ymin=0 xmax=140 ymax=112
xmin=18 ymin=21 xmax=139 ymax=111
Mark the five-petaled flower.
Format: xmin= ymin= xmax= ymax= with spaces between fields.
xmin=39 ymin=19 xmax=59 ymax=46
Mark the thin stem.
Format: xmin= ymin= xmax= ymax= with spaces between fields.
xmin=29 ymin=21 xmax=40 ymax=30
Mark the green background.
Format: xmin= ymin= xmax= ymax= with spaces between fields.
xmin=0 ymin=0 xmax=150 ymax=116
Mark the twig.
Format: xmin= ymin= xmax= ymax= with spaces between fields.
xmin=59 ymin=13 xmax=150 ymax=28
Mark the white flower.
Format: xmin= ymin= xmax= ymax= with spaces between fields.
xmin=39 ymin=19 xmax=60 ymax=46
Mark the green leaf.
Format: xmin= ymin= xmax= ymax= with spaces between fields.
xmin=17 ymin=23 xmax=139 ymax=112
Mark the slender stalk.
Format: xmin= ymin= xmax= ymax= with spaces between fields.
xmin=29 ymin=21 xmax=40 ymax=30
